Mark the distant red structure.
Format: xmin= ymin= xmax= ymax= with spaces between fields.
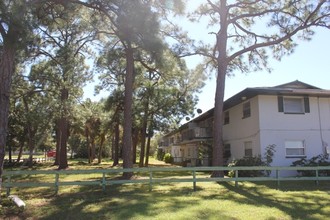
xmin=47 ymin=150 xmax=56 ymax=157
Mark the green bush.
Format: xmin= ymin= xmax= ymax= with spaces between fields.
xmin=291 ymin=154 xmax=330 ymax=176
xmin=156 ymin=149 xmax=165 ymax=161
xmin=228 ymin=156 xmax=266 ymax=177
xmin=164 ymin=153 xmax=173 ymax=163
xmin=228 ymin=144 xmax=276 ymax=177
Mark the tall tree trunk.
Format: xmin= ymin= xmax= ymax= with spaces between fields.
xmin=16 ymin=141 xmax=24 ymax=164
xmin=211 ymin=0 xmax=228 ymax=178
xmin=139 ymin=100 xmax=149 ymax=167
xmin=8 ymin=144 xmax=12 ymax=165
xmin=91 ymin=139 xmax=96 ymax=162
xmin=23 ymin=97 xmax=35 ymax=168
xmin=27 ymin=128 xmax=35 ymax=168
xmin=112 ymin=120 xmax=120 ymax=166
xmin=58 ymin=117 xmax=69 ymax=169
xmin=145 ymin=128 xmax=152 ymax=167
xmin=86 ymin=132 xmax=91 ymax=163
xmin=54 ymin=120 xmax=60 ymax=165
xmin=122 ymin=42 xmax=134 ymax=178
xmin=132 ymin=128 xmax=138 ymax=164
xmin=98 ymin=133 xmax=105 ymax=164
xmin=0 ymin=32 xmax=17 ymax=197
xmin=58 ymin=89 xmax=69 ymax=169
xmin=111 ymin=136 xmax=114 ymax=160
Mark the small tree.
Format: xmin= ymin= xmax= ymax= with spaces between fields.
xmin=189 ymin=0 xmax=330 ymax=177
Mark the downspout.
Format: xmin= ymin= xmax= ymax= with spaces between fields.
xmin=317 ymin=97 xmax=328 ymax=154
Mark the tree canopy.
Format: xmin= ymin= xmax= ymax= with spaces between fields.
xmin=0 ymin=0 xmax=329 ymax=192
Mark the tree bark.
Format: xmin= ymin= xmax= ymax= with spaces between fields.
xmin=23 ymin=97 xmax=35 ymax=168
xmin=86 ymin=130 xmax=91 ymax=163
xmin=8 ymin=144 xmax=12 ymax=165
xmin=58 ymin=117 xmax=69 ymax=169
xmin=211 ymin=0 xmax=228 ymax=178
xmin=145 ymin=128 xmax=152 ymax=167
xmin=112 ymin=121 xmax=120 ymax=166
xmin=0 ymin=30 xmax=17 ymax=196
xmin=54 ymin=119 xmax=60 ymax=166
xmin=16 ymin=141 xmax=24 ymax=164
xmin=139 ymin=100 xmax=149 ymax=167
xmin=132 ymin=128 xmax=138 ymax=164
xmin=58 ymin=88 xmax=69 ymax=169
xmin=91 ymin=139 xmax=96 ymax=162
xmin=122 ymin=41 xmax=134 ymax=178
xmin=97 ymin=133 xmax=105 ymax=164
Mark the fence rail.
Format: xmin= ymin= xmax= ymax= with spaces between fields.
xmin=3 ymin=166 xmax=330 ymax=195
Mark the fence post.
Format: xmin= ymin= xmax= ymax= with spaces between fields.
xmin=315 ymin=169 xmax=319 ymax=186
xmin=235 ymin=170 xmax=238 ymax=187
xmin=192 ymin=170 xmax=196 ymax=191
xmin=55 ymin=173 xmax=59 ymax=195
xmin=276 ymin=169 xmax=280 ymax=190
xmin=102 ymin=172 xmax=106 ymax=192
xmin=149 ymin=171 xmax=153 ymax=192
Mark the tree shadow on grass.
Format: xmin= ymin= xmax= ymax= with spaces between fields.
xmin=217 ymin=182 xmax=330 ymax=220
xmin=33 ymin=183 xmax=236 ymax=220
xmin=251 ymin=180 xmax=330 ymax=191
xmin=10 ymin=179 xmax=330 ymax=220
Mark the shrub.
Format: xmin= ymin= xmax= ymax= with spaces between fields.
xmin=163 ymin=153 xmax=173 ymax=163
xmin=228 ymin=156 xmax=267 ymax=177
xmin=228 ymin=144 xmax=276 ymax=177
xmin=156 ymin=149 xmax=165 ymax=161
xmin=291 ymin=154 xmax=330 ymax=176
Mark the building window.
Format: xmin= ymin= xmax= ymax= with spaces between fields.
xmin=285 ymin=140 xmax=305 ymax=157
xmin=224 ymin=111 xmax=230 ymax=124
xmin=224 ymin=144 xmax=231 ymax=162
xmin=242 ymin=102 xmax=251 ymax=118
xmin=284 ymin=97 xmax=304 ymax=113
xmin=278 ymin=96 xmax=310 ymax=114
xmin=244 ymin=141 xmax=253 ymax=157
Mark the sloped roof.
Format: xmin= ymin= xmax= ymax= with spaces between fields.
xmin=274 ymin=80 xmax=320 ymax=89
xmin=163 ymin=81 xmax=330 ymax=137
xmin=223 ymin=80 xmax=330 ymax=111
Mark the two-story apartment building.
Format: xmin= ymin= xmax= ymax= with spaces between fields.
xmin=159 ymin=81 xmax=330 ymax=167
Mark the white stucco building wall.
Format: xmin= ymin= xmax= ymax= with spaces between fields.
xmin=223 ymin=96 xmax=261 ymax=161
xmin=222 ymin=93 xmax=330 ymax=167
xmin=258 ymin=95 xmax=330 ymax=167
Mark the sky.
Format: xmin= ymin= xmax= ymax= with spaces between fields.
xmin=194 ymin=27 xmax=330 ymax=113
xmin=83 ymin=1 xmax=330 ymax=117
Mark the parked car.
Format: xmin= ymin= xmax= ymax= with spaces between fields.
xmin=47 ymin=150 xmax=56 ymax=157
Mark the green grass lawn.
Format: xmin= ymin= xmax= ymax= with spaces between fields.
xmin=1 ymin=159 xmax=330 ymax=220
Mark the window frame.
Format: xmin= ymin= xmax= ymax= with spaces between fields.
xmin=242 ymin=101 xmax=251 ymax=119
xmin=283 ymin=97 xmax=305 ymax=114
xmin=278 ymin=96 xmax=310 ymax=114
xmin=244 ymin=141 xmax=253 ymax=157
xmin=285 ymin=140 xmax=306 ymax=158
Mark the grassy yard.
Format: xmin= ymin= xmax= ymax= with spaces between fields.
xmin=1 ymin=159 xmax=330 ymax=220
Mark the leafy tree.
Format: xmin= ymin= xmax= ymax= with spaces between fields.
xmin=83 ymin=101 xmax=108 ymax=164
xmin=34 ymin=2 xmax=95 ymax=169
xmin=189 ymin=0 xmax=330 ymax=177
xmin=0 ymin=0 xmax=43 ymax=194
xmin=72 ymin=0 xmax=176 ymax=177
xmin=134 ymin=49 xmax=205 ymax=167
xmin=104 ymin=91 xmax=124 ymax=166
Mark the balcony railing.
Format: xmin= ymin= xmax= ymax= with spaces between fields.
xmin=181 ymin=127 xmax=212 ymax=141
